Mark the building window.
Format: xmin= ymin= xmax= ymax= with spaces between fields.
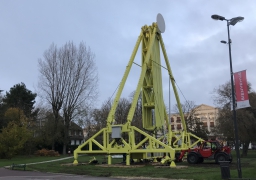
xmin=69 ymin=130 xmax=71 ymax=136
xmin=171 ymin=125 xmax=174 ymax=130
xmin=171 ymin=117 xmax=174 ymax=122
xmin=71 ymin=140 xmax=75 ymax=145
xmin=74 ymin=131 xmax=77 ymax=136
xmin=176 ymin=117 xmax=181 ymax=123
xmin=210 ymin=122 xmax=214 ymax=127
xmin=177 ymin=124 xmax=181 ymax=129
xmin=76 ymin=140 xmax=80 ymax=145
xmin=203 ymin=122 xmax=207 ymax=127
xmin=79 ymin=131 xmax=82 ymax=136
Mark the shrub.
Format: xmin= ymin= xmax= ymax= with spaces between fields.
xmin=34 ymin=149 xmax=60 ymax=157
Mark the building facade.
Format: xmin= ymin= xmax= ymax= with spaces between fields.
xmin=68 ymin=122 xmax=84 ymax=146
xmin=170 ymin=104 xmax=219 ymax=137
xmin=36 ymin=115 xmax=84 ymax=146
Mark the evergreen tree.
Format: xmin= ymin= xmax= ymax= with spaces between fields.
xmin=3 ymin=82 xmax=37 ymax=119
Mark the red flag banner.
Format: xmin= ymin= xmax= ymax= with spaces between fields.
xmin=234 ymin=70 xmax=250 ymax=109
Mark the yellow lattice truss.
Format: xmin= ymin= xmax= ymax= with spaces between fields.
xmin=73 ymin=21 xmax=203 ymax=167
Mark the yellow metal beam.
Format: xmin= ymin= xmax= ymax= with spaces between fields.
xmin=159 ymin=35 xmax=187 ymax=133
xmin=127 ymin=24 xmax=157 ymax=124
xmin=107 ymin=32 xmax=143 ymax=125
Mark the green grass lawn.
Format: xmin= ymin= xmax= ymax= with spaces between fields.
xmin=1 ymin=151 xmax=256 ymax=180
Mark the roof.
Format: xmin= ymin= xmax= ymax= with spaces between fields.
xmin=69 ymin=121 xmax=83 ymax=130
xmin=194 ymin=104 xmax=218 ymax=111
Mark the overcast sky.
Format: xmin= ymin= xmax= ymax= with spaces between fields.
xmin=1 ymin=1 xmax=255 ymax=111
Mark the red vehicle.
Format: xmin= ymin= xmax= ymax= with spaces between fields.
xmin=176 ymin=140 xmax=232 ymax=164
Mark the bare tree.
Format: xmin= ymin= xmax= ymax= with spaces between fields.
xmin=115 ymin=98 xmax=131 ymax=124
xmin=74 ymin=107 xmax=95 ymax=142
xmin=212 ymin=81 xmax=256 ymax=156
xmin=38 ymin=41 xmax=98 ymax=153
xmin=89 ymin=97 xmax=131 ymax=142
xmin=84 ymin=92 xmax=140 ymax=144
xmin=90 ymin=99 xmax=112 ymax=142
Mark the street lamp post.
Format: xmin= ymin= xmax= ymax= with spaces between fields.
xmin=211 ymin=14 xmax=244 ymax=178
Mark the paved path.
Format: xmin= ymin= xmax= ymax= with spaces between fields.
xmin=0 ymin=167 xmax=122 ymax=180
xmin=1 ymin=156 xmax=123 ymax=180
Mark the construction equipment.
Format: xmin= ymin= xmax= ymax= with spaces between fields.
xmin=73 ymin=14 xmax=204 ymax=167
xmin=176 ymin=140 xmax=232 ymax=164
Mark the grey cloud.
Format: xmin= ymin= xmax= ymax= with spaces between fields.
xmin=0 ymin=0 xmax=255 ymax=110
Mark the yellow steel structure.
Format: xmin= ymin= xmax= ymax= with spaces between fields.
xmin=73 ymin=20 xmax=203 ymax=166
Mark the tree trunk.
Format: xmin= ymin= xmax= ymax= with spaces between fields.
xmin=62 ymin=123 xmax=69 ymax=155
xmin=52 ymin=142 xmax=55 ymax=150
xmin=63 ymin=144 xmax=67 ymax=155
xmin=241 ymin=141 xmax=249 ymax=157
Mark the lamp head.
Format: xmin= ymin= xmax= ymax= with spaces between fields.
xmin=229 ymin=16 xmax=244 ymax=26
xmin=220 ymin=40 xmax=227 ymax=44
xmin=211 ymin=14 xmax=226 ymax=21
